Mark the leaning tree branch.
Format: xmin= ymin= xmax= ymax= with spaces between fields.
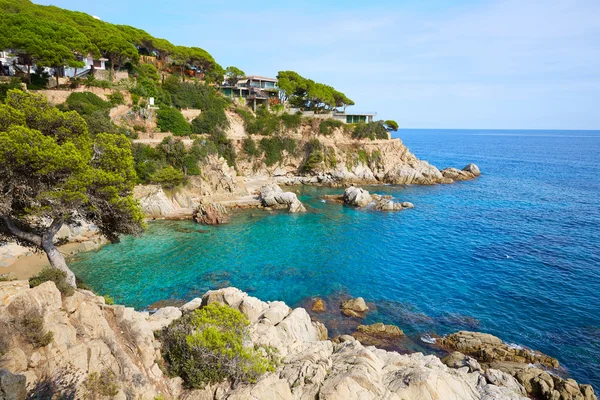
xmin=0 ymin=215 xmax=43 ymax=247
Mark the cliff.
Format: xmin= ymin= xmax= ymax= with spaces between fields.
xmin=0 ymin=282 xmax=594 ymax=400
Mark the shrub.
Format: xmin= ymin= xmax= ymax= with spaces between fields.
xmin=242 ymin=137 xmax=260 ymax=159
xmin=84 ymin=110 xmax=118 ymax=136
xmin=131 ymin=93 xmax=140 ymax=106
xmin=82 ymin=369 xmax=119 ymax=399
xmin=281 ymin=113 xmax=302 ymax=130
xmin=156 ymin=107 xmax=191 ymax=135
xmin=191 ymin=106 xmax=229 ymax=134
xmin=150 ymin=166 xmax=185 ymax=189
xmin=161 ymin=303 xmax=276 ymax=388
xmin=30 ymin=268 xmax=75 ymax=297
xmin=15 ymin=308 xmax=54 ymax=348
xmin=107 ymin=91 xmax=125 ymax=106
xmin=0 ymin=78 xmax=24 ymax=102
xmin=301 ymin=139 xmax=324 ymax=173
xmin=259 ymin=137 xmax=296 ymax=166
xmin=352 ymin=121 xmax=389 ymax=140
xmin=319 ymin=119 xmax=343 ymax=135
xmin=64 ymin=92 xmax=111 ymax=116
xmin=138 ymin=64 xmax=160 ymax=82
xmin=103 ymin=295 xmax=115 ymax=305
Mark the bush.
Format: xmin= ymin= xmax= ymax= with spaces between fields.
xmin=161 ymin=303 xmax=276 ymax=388
xmin=107 ymin=91 xmax=125 ymax=106
xmin=259 ymin=137 xmax=296 ymax=166
xmin=156 ymin=107 xmax=191 ymax=135
xmin=84 ymin=110 xmax=118 ymax=136
xmin=0 ymin=78 xmax=24 ymax=102
xmin=30 ymin=268 xmax=75 ymax=297
xmin=191 ymin=106 xmax=229 ymax=134
xmin=319 ymin=119 xmax=343 ymax=135
xmin=15 ymin=308 xmax=54 ymax=348
xmin=138 ymin=64 xmax=160 ymax=82
xmin=83 ymin=369 xmax=119 ymax=399
xmin=63 ymin=92 xmax=111 ymax=116
xmin=352 ymin=122 xmax=389 ymax=140
xmin=242 ymin=137 xmax=260 ymax=158
xmin=384 ymin=119 xmax=399 ymax=131
xmin=150 ymin=166 xmax=185 ymax=188
xmin=103 ymin=295 xmax=115 ymax=305
xmin=280 ymin=112 xmax=302 ymax=130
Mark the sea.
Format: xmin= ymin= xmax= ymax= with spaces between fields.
xmin=69 ymin=129 xmax=600 ymax=390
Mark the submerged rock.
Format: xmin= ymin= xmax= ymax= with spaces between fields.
xmin=193 ymin=202 xmax=230 ymax=225
xmin=258 ymin=184 xmax=306 ymax=213
xmin=312 ymin=298 xmax=326 ymax=312
xmin=341 ymin=297 xmax=369 ymax=317
xmin=352 ymin=322 xmax=404 ymax=348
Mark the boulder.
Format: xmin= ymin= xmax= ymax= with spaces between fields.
xmin=312 ymin=298 xmax=326 ymax=312
xmin=341 ymin=297 xmax=369 ymax=318
xmin=441 ymin=164 xmax=481 ymax=181
xmin=258 ymin=184 xmax=306 ymax=213
xmin=438 ymin=331 xmax=559 ymax=368
xmin=0 ymin=369 xmax=26 ymax=400
xmin=441 ymin=351 xmax=482 ymax=373
xmin=352 ymin=322 xmax=404 ymax=348
xmin=192 ymin=203 xmax=230 ymax=225
xmin=147 ymin=306 xmax=182 ymax=331
xmin=343 ymin=187 xmax=372 ymax=207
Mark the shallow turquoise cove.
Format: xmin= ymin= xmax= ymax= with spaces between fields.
xmin=70 ymin=129 xmax=600 ymax=390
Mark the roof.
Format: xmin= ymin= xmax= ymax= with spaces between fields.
xmin=244 ymin=75 xmax=278 ymax=82
xmin=335 ymin=112 xmax=377 ymax=116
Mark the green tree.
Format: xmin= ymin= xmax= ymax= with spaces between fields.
xmin=224 ymin=66 xmax=245 ymax=86
xmin=0 ymin=90 xmax=144 ymax=286
xmin=156 ymin=107 xmax=190 ymax=135
xmin=384 ymin=120 xmax=399 ymax=131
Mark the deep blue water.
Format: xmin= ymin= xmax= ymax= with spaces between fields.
xmin=70 ymin=129 xmax=600 ymax=390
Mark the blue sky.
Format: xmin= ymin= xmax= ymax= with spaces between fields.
xmin=36 ymin=0 xmax=600 ymax=129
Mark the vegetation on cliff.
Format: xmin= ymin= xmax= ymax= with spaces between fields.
xmin=0 ymin=90 xmax=144 ymax=286
xmin=160 ymin=303 xmax=276 ymax=388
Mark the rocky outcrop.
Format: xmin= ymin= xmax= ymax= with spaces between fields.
xmin=351 ymin=322 xmax=404 ymax=348
xmin=1 ymin=283 xmax=594 ymax=400
xmin=258 ymin=184 xmax=306 ymax=213
xmin=341 ymin=297 xmax=369 ymax=317
xmin=192 ymin=202 xmax=230 ymax=225
xmin=372 ymin=194 xmax=414 ymax=211
xmin=312 ymin=298 xmax=326 ymax=312
xmin=343 ymin=187 xmax=372 ymax=207
xmin=438 ymin=331 xmax=559 ymax=368
xmin=441 ymin=163 xmax=481 ymax=181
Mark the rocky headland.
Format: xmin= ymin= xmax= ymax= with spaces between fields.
xmin=0 ymin=283 xmax=595 ymax=400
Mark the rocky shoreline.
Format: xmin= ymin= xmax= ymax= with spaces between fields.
xmin=0 ymin=283 xmax=595 ymax=400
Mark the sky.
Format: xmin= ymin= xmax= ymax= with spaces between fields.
xmin=35 ymin=0 xmax=600 ymax=130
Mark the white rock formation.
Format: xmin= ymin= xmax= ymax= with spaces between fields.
xmin=258 ymin=184 xmax=306 ymax=213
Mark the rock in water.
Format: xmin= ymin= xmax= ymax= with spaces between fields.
xmin=258 ymin=184 xmax=306 ymax=213
xmin=463 ymin=163 xmax=480 ymax=176
xmin=341 ymin=297 xmax=369 ymax=317
xmin=441 ymin=163 xmax=481 ymax=182
xmin=343 ymin=186 xmax=372 ymax=207
xmin=352 ymin=322 xmax=404 ymax=348
xmin=312 ymin=298 xmax=326 ymax=312
xmin=193 ymin=202 xmax=230 ymax=225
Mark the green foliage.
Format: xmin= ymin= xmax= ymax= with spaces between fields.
xmin=29 ymin=268 xmax=75 ymax=297
xmin=107 ymin=91 xmax=125 ymax=106
xmin=277 ymin=70 xmax=354 ymax=111
xmin=384 ymin=119 xmax=399 ymax=131
xmin=83 ymin=369 xmax=119 ymax=399
xmin=259 ymin=137 xmax=296 ymax=166
xmin=281 ymin=112 xmax=302 ymax=130
xmin=301 ymin=139 xmax=337 ymax=173
xmin=0 ymin=79 xmax=24 ymax=102
xmin=150 ymin=165 xmax=185 ymax=189
xmin=319 ymin=119 xmax=343 ymax=135
xmin=242 ymin=137 xmax=260 ymax=159
xmin=224 ymin=66 xmax=245 ymax=86
xmin=103 ymin=295 xmax=115 ymax=305
xmin=156 ymin=107 xmax=191 ymax=135
xmin=0 ymin=90 xmax=145 ymax=249
xmin=63 ymin=92 xmax=111 ymax=116
xmin=352 ymin=121 xmax=389 ymax=140
xmin=161 ymin=303 xmax=276 ymax=388
xmin=138 ymin=63 xmax=160 ymax=82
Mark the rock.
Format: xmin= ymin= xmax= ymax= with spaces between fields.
xmin=401 ymin=202 xmax=414 ymax=209
xmin=442 ymin=351 xmax=483 ymax=373
xmin=312 ymin=298 xmax=326 ymax=312
xmin=352 ymin=323 xmax=404 ymax=348
xmin=193 ymin=203 xmax=230 ymax=225
xmin=341 ymin=297 xmax=369 ymax=317
xmin=0 ymin=273 xmax=16 ymax=282
xmin=147 ymin=307 xmax=182 ymax=331
xmin=484 ymin=369 xmax=526 ymax=396
xmin=180 ymin=297 xmax=203 ymax=312
xmin=261 ymin=301 xmax=291 ymax=325
xmin=441 ymin=163 xmax=481 ymax=181
xmin=438 ymin=331 xmax=559 ymax=368
xmin=0 ymin=369 xmax=26 ymax=400
xmin=258 ymin=184 xmax=306 ymax=213
xmin=342 ymin=186 xmax=372 ymax=207
xmin=313 ymin=321 xmax=328 ymax=341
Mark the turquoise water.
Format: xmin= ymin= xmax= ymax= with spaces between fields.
xmin=70 ymin=129 xmax=600 ymax=390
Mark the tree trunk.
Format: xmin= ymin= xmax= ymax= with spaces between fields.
xmin=42 ymin=239 xmax=76 ymax=287
xmin=27 ymin=63 xmax=31 ymax=84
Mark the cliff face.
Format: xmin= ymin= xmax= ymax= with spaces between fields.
xmin=2 ymin=283 xmax=593 ymax=400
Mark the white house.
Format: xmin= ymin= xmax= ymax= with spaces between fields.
xmin=63 ymin=54 xmax=107 ymax=78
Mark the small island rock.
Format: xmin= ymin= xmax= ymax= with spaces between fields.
xmin=343 ymin=186 xmax=372 ymax=207
xmin=341 ymin=297 xmax=369 ymax=317
xmin=312 ymin=298 xmax=326 ymax=312
xmin=193 ymin=202 xmax=230 ymax=225
xmin=259 ymin=184 xmax=306 ymax=213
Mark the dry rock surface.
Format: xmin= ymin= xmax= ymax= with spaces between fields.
xmin=341 ymin=297 xmax=370 ymax=317
xmin=258 ymin=184 xmax=306 ymax=213
xmin=192 ymin=202 xmax=230 ymax=225
xmin=0 ymin=283 xmax=594 ymax=400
